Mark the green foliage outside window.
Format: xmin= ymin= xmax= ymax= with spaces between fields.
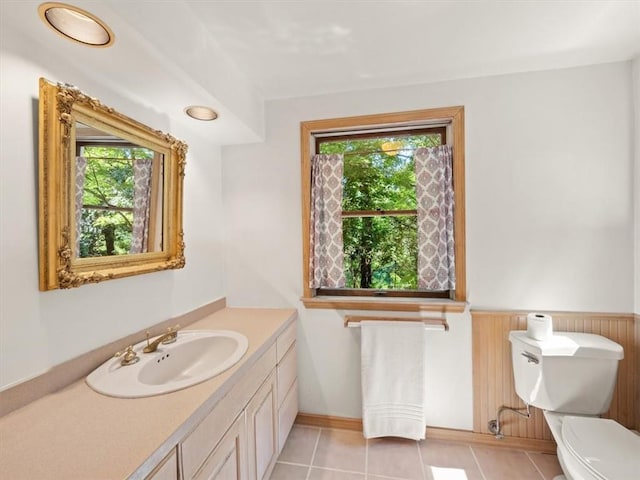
xmin=78 ymin=145 xmax=152 ymax=257
xmin=319 ymin=133 xmax=441 ymax=289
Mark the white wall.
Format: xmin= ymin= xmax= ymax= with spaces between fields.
xmin=222 ymin=62 xmax=635 ymax=428
xmin=0 ymin=31 xmax=226 ymax=390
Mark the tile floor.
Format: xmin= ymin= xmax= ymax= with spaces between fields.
xmin=270 ymin=425 xmax=563 ymax=480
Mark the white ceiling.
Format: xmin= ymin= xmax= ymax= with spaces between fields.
xmin=183 ymin=0 xmax=640 ymax=99
xmin=1 ymin=1 xmax=638 ymax=144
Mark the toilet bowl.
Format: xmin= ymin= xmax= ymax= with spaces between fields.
xmin=544 ymin=411 xmax=640 ymax=480
xmin=509 ymin=331 xmax=639 ymax=480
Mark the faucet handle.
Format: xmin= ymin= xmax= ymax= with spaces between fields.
xmin=161 ymin=324 xmax=180 ymax=345
xmin=114 ymin=345 xmax=139 ymax=366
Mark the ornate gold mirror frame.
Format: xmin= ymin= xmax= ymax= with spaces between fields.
xmin=38 ymin=78 xmax=187 ymax=290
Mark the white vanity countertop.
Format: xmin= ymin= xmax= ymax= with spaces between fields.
xmin=0 ymin=307 xmax=297 ymax=480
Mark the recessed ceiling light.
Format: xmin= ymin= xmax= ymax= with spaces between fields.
xmin=185 ymin=106 xmax=218 ymax=121
xmin=38 ymin=2 xmax=114 ymax=47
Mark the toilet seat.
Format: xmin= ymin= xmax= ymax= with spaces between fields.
xmin=561 ymin=416 xmax=640 ymax=480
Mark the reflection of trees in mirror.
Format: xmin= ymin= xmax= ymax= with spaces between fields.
xmin=318 ymin=131 xmax=442 ymax=289
xmin=78 ymin=144 xmax=153 ymax=257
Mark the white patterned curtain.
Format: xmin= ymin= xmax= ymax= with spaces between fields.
xmin=130 ymin=158 xmax=153 ymax=254
xmin=309 ymin=154 xmax=346 ymax=288
xmin=414 ymin=145 xmax=455 ymax=290
xmin=75 ymin=156 xmax=87 ymax=257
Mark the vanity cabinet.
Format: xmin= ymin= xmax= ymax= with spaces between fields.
xmin=0 ymin=308 xmax=298 ymax=480
xmin=180 ymin=321 xmax=297 ymax=480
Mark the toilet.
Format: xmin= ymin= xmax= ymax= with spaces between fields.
xmin=509 ymin=331 xmax=640 ymax=480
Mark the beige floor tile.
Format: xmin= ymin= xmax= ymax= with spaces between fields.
xmin=367 ymin=474 xmax=422 ymax=480
xmin=367 ymin=437 xmax=423 ymax=480
xmin=274 ymin=426 xmax=564 ymax=480
xmin=312 ymin=429 xmax=366 ymax=473
xmin=527 ymin=452 xmax=563 ymax=480
xmin=472 ymin=446 xmax=543 ymax=480
xmin=368 ymin=475 xmax=420 ymax=480
xmin=269 ymin=462 xmax=309 ymax=480
xmin=308 ymin=467 xmax=365 ymax=479
xmin=278 ymin=425 xmax=320 ymax=465
xmin=419 ymin=439 xmax=483 ymax=480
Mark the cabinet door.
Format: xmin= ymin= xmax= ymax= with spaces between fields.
xmin=193 ymin=413 xmax=247 ymax=480
xmin=246 ymin=372 xmax=278 ymax=480
xmin=278 ymin=379 xmax=298 ymax=454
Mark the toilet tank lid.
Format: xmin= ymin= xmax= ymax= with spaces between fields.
xmin=508 ymin=331 xmax=623 ymax=360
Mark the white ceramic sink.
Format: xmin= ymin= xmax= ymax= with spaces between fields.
xmin=86 ymin=330 xmax=249 ymax=398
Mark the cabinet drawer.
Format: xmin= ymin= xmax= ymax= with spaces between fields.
xmin=276 ymin=322 xmax=296 ymax=363
xmin=182 ymin=344 xmax=276 ymax=479
xmin=276 ymin=344 xmax=296 ymax=407
xmin=277 ymin=379 xmax=298 ymax=454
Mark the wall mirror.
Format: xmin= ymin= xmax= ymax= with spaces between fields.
xmin=38 ymin=78 xmax=187 ymax=290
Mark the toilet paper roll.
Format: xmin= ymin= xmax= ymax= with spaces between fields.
xmin=526 ymin=313 xmax=553 ymax=341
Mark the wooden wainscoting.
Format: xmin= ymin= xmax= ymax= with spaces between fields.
xmin=636 ymin=313 xmax=640 ymax=431
xmin=471 ymin=311 xmax=637 ymax=441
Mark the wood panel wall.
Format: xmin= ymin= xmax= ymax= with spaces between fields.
xmin=471 ymin=311 xmax=637 ymax=441
xmin=636 ymin=314 xmax=640 ymax=431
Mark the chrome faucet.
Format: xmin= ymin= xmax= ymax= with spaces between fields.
xmin=143 ymin=325 xmax=180 ymax=353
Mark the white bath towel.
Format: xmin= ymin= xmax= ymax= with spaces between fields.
xmin=360 ymin=320 xmax=426 ymax=440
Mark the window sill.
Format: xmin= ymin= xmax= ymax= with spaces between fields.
xmin=300 ymin=295 xmax=467 ymax=313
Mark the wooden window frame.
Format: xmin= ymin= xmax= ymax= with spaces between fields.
xmin=300 ymin=106 xmax=467 ymax=312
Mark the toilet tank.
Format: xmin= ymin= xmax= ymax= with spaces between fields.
xmin=509 ymin=331 xmax=623 ymax=415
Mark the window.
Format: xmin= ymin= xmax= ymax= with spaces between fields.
xmin=76 ymin=141 xmax=162 ymax=257
xmin=301 ymin=107 xmax=466 ymax=310
xmin=317 ymin=127 xmax=446 ymax=297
